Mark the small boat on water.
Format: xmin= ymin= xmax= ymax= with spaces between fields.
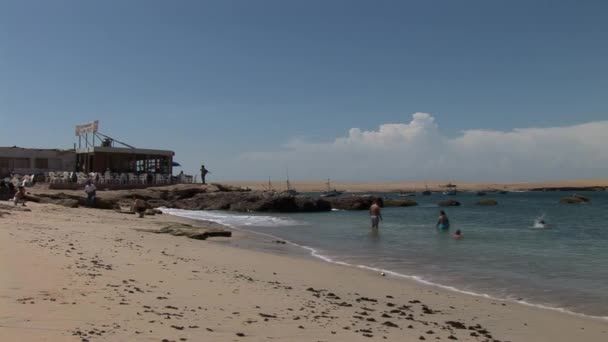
xmin=476 ymin=191 xmax=487 ymax=196
xmin=320 ymin=179 xmax=344 ymax=197
xmin=422 ymin=184 xmax=431 ymax=195
xmin=398 ymin=192 xmax=416 ymax=197
xmin=284 ymin=173 xmax=298 ymax=196
xmin=441 ymin=182 xmax=457 ymax=195
xmin=498 ymin=190 xmax=508 ymax=194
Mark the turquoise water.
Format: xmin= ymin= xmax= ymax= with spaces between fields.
xmin=162 ymin=191 xmax=608 ymax=318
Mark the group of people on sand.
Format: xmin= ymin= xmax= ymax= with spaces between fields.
xmin=369 ymin=200 xmax=462 ymax=240
xmin=83 ymin=179 xmax=145 ymax=217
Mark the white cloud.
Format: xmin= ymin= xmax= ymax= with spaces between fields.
xmin=234 ymin=113 xmax=608 ymax=182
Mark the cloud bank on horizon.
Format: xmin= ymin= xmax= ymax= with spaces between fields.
xmin=236 ymin=113 xmax=608 ymax=182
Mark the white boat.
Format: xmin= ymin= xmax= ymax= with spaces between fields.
xmin=320 ymin=178 xmax=344 ymax=197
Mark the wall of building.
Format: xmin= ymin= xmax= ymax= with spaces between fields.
xmin=0 ymin=147 xmax=76 ymax=177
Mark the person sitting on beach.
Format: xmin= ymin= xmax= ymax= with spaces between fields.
xmin=436 ymin=210 xmax=450 ymax=231
xmin=84 ymin=180 xmax=97 ymax=207
xmin=132 ymin=196 xmax=147 ymax=218
xmin=14 ymin=185 xmax=27 ymax=206
xmin=369 ymin=200 xmax=383 ymax=230
xmin=453 ymin=229 xmax=463 ymax=240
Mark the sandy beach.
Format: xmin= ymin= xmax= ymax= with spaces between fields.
xmin=225 ymin=179 xmax=608 ymax=193
xmin=1 ymin=202 xmax=607 ymax=341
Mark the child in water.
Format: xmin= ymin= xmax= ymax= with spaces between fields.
xmin=453 ymin=229 xmax=463 ymax=240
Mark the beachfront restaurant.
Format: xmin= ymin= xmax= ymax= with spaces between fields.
xmin=75 ymin=146 xmax=174 ymax=176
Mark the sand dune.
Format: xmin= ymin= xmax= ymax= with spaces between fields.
xmin=225 ymin=179 xmax=608 ymax=193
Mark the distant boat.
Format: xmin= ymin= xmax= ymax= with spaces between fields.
xmin=320 ymin=178 xmax=344 ymax=197
xmin=441 ymin=182 xmax=457 ymax=195
xmin=398 ymin=191 xmax=416 ymax=197
xmin=422 ymin=184 xmax=431 ymax=195
xmin=284 ymin=171 xmax=298 ymax=196
xmin=476 ymin=191 xmax=487 ymax=196
xmin=498 ymin=190 xmax=508 ymax=194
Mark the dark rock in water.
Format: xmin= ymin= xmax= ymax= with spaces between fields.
xmin=559 ymin=196 xmax=589 ymax=204
xmin=383 ymin=199 xmax=418 ymax=207
xmin=476 ymin=199 xmax=498 ymax=206
xmin=438 ymin=199 xmax=460 ymax=207
xmin=325 ymin=196 xmax=381 ymax=210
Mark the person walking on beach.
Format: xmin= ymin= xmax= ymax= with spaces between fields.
xmin=84 ymin=180 xmax=97 ymax=207
xmin=132 ymin=196 xmax=147 ymax=218
xmin=13 ymin=185 xmax=27 ymax=206
xmin=369 ymin=200 xmax=383 ymax=230
xmin=436 ymin=210 xmax=450 ymax=231
xmin=200 ymin=164 xmax=209 ymax=184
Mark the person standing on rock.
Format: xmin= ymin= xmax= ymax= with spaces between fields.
xmin=369 ymin=200 xmax=383 ymax=230
xmin=200 ymin=164 xmax=210 ymax=185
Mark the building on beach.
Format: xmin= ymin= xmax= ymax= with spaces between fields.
xmin=2 ymin=121 xmax=186 ymax=187
xmin=75 ymin=146 xmax=174 ymax=174
xmin=0 ymin=146 xmax=75 ymax=178
xmin=74 ymin=121 xmax=175 ymax=174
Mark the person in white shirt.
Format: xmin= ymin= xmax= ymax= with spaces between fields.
xmin=84 ymin=180 xmax=97 ymax=207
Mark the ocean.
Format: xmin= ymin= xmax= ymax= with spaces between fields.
xmin=160 ymin=191 xmax=608 ymax=319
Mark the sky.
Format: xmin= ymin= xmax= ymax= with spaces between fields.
xmin=0 ymin=0 xmax=606 ymax=182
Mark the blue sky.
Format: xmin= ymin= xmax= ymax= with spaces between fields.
xmin=1 ymin=1 xmax=607 ymax=181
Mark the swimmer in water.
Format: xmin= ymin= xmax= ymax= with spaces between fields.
xmin=436 ymin=210 xmax=450 ymax=231
xmin=453 ymin=229 xmax=463 ymax=240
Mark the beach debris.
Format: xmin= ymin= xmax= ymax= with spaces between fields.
xmin=383 ymin=321 xmax=399 ymax=328
xmin=445 ymin=321 xmax=467 ymax=329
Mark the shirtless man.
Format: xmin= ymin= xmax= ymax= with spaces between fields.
xmin=369 ymin=200 xmax=383 ymax=229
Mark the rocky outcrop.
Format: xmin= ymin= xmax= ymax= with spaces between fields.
xmin=383 ymin=199 xmax=418 ymax=207
xmin=173 ymin=191 xmax=332 ymax=213
xmin=30 ymin=185 xmax=426 ymax=213
xmin=325 ymin=196 xmax=380 ymax=210
xmin=438 ymin=199 xmax=461 ymax=207
xmin=149 ymin=223 xmax=232 ymax=240
xmin=559 ymin=195 xmax=590 ymax=204
xmin=531 ymin=187 xmax=605 ymax=192
xmin=477 ymin=199 xmax=498 ymax=206
xmin=27 ymin=193 xmax=118 ymax=209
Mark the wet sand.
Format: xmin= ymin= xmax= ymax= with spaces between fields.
xmin=1 ymin=203 xmax=606 ymax=341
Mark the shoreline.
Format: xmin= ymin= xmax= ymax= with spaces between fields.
xmin=161 ymin=208 xmax=608 ymax=322
xmin=2 ymin=203 xmax=607 ymax=341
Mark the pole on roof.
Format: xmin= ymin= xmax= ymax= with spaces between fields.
xmin=95 ymin=132 xmax=136 ymax=149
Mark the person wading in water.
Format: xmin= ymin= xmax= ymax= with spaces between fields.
xmin=369 ymin=200 xmax=383 ymax=230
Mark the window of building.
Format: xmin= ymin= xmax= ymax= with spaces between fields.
xmin=35 ymin=158 xmax=49 ymax=169
xmin=11 ymin=158 xmax=30 ymax=169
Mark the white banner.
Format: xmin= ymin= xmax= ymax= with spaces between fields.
xmin=75 ymin=120 xmax=99 ymax=136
